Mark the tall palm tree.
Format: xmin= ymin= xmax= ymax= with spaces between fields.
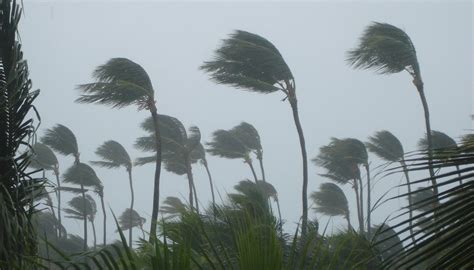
xmin=64 ymin=194 xmax=97 ymax=249
xmin=201 ymin=30 xmax=310 ymax=234
xmin=63 ymin=163 xmax=101 ymax=250
xmin=135 ymin=115 xmax=202 ymax=211
xmin=118 ymin=208 xmax=147 ymax=240
xmin=193 ymin=143 xmax=216 ymax=208
xmin=91 ymin=140 xmax=134 ymax=247
xmin=347 ymin=22 xmax=437 ymax=198
xmin=94 ymin=184 xmax=107 ymax=246
xmin=42 ymin=124 xmax=80 ymax=164
xmin=77 ymin=58 xmax=163 ymax=239
xmin=366 ymin=130 xmax=416 ymax=243
xmin=230 ymin=122 xmax=267 ymax=182
xmin=310 ymin=183 xmax=351 ymax=230
xmin=30 ymin=143 xmax=63 ymax=237
xmin=207 ymin=129 xmax=258 ymax=182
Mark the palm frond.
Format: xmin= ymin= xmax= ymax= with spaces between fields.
xmin=41 ymin=124 xmax=79 ymax=157
xmin=118 ymin=208 xmax=146 ymax=231
xmin=92 ymin=140 xmax=132 ymax=170
xmin=76 ymin=58 xmax=154 ymax=108
xmin=160 ymin=196 xmax=187 ymax=219
xmin=230 ymin=122 xmax=262 ymax=152
xmin=310 ymin=183 xmax=349 ymax=217
xmin=29 ymin=143 xmax=58 ymax=171
xmin=65 ymin=194 xmax=97 ymax=221
xmin=366 ymin=130 xmax=404 ymax=162
xmin=201 ymin=30 xmax=293 ymax=94
xmin=206 ymin=129 xmax=249 ymax=159
xmin=418 ymin=130 xmax=458 ymax=159
xmin=63 ymin=163 xmax=101 ymax=187
xmin=347 ymin=22 xmax=420 ymax=75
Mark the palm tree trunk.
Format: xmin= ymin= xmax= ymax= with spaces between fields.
xmin=100 ymin=193 xmax=106 ymax=246
xmin=400 ymin=159 xmax=416 ymax=245
xmin=257 ymin=150 xmax=266 ymax=182
xmin=54 ymin=168 xmax=62 ymax=238
xmin=353 ymin=179 xmax=363 ymax=233
xmin=245 ymin=158 xmax=259 ymax=183
xmin=192 ymin=180 xmax=199 ymax=214
xmin=456 ymin=165 xmax=463 ymax=185
xmin=288 ymin=89 xmax=309 ymax=236
xmin=345 ymin=213 xmax=352 ymax=231
xmin=128 ymin=168 xmax=134 ymax=248
xmin=149 ymin=105 xmax=162 ymax=241
xmin=275 ymin=198 xmax=283 ymax=235
xmin=185 ymin=158 xmax=195 ymax=209
xmin=365 ymin=165 xmax=371 ymax=236
xmin=91 ymin=219 xmax=97 ymax=249
xmin=357 ymin=176 xmax=364 ymax=233
xmin=80 ymin=183 xmax=88 ymax=251
xmin=203 ymin=161 xmax=216 ymax=208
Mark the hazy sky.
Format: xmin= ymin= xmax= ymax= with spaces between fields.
xmin=21 ymin=1 xmax=472 ymax=245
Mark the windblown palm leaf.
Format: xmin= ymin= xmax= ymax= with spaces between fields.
xmin=29 ymin=143 xmax=59 ymax=171
xmin=91 ymin=140 xmax=132 ymax=170
xmin=366 ymin=130 xmax=404 ymax=162
xmin=206 ymin=129 xmax=249 ymax=159
xmin=310 ymin=183 xmax=349 ymax=218
xmin=41 ymin=124 xmax=79 ymax=159
xmin=418 ymin=130 xmax=458 ymax=158
xmin=63 ymin=163 xmax=101 ymax=187
xmin=118 ymin=208 xmax=146 ymax=231
xmin=64 ymin=194 xmax=97 ymax=221
xmin=230 ymin=122 xmax=262 ymax=153
xmin=160 ymin=196 xmax=188 ymax=219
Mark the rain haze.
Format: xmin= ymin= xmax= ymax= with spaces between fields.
xmin=21 ymin=0 xmax=472 ymax=246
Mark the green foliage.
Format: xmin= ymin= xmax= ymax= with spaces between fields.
xmin=366 ymin=130 xmax=404 ymax=162
xmin=418 ymin=130 xmax=458 ymax=159
xmin=310 ymin=183 xmax=349 ymax=219
xmin=118 ymin=208 xmax=146 ymax=231
xmin=41 ymin=124 xmax=79 ymax=158
xmin=92 ymin=140 xmax=132 ymax=170
xmin=207 ymin=129 xmax=250 ymax=159
xmin=63 ymin=163 xmax=101 ymax=187
xmin=64 ymin=194 xmax=97 ymax=222
xmin=29 ymin=143 xmax=59 ymax=171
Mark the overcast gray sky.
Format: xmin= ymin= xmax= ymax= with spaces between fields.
xmin=21 ymin=0 xmax=472 ymax=244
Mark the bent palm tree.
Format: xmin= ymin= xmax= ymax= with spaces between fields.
xmin=63 ymin=163 xmax=101 ymax=250
xmin=77 ymin=58 xmax=162 ymax=240
xmin=30 ymin=143 xmax=63 ymax=237
xmin=64 ymin=194 xmax=97 ymax=249
xmin=366 ymin=130 xmax=416 ymax=243
xmin=347 ymin=22 xmax=437 ymax=199
xmin=230 ymin=122 xmax=267 ymax=182
xmin=118 ymin=208 xmax=147 ymax=239
xmin=201 ymin=30 xmax=310 ymax=234
xmin=42 ymin=124 xmax=80 ymax=164
xmin=194 ymin=143 xmax=216 ymax=208
xmin=94 ymin=184 xmax=107 ymax=246
xmin=207 ymin=129 xmax=258 ymax=182
xmin=310 ymin=183 xmax=351 ymax=230
xmin=160 ymin=196 xmax=188 ymax=220
xmin=91 ymin=140 xmax=134 ymax=247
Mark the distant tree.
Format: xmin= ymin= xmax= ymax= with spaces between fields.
xmin=311 ymin=183 xmax=351 ymax=230
xmin=91 ymin=140 xmax=134 ymax=246
xmin=64 ymin=194 xmax=97 ymax=249
xmin=201 ymin=30 xmax=310 ymax=234
xmin=42 ymin=124 xmax=80 ymax=164
xmin=347 ymin=22 xmax=437 ymax=199
xmin=160 ymin=196 xmax=188 ymax=220
xmin=77 ymin=58 xmax=163 ymax=240
xmin=118 ymin=208 xmax=146 ymax=239
xmin=193 ymin=143 xmax=216 ymax=208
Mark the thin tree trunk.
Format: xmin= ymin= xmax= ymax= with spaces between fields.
xmin=149 ymin=105 xmax=162 ymax=241
xmin=456 ymin=165 xmax=463 ymax=185
xmin=357 ymin=176 xmax=364 ymax=233
xmin=400 ymin=159 xmax=416 ymax=245
xmin=185 ymin=159 xmax=195 ymax=209
xmin=91 ymin=219 xmax=97 ymax=249
xmin=365 ymin=165 xmax=371 ymax=236
xmin=192 ymin=179 xmax=199 ymax=214
xmin=353 ymin=179 xmax=363 ymax=233
xmin=54 ymin=168 xmax=62 ymax=238
xmin=128 ymin=168 xmax=134 ymax=248
xmin=203 ymin=160 xmax=216 ymax=208
xmin=80 ymin=183 xmax=87 ymax=251
xmin=345 ymin=213 xmax=352 ymax=231
xmin=100 ymin=193 xmax=106 ymax=246
xmin=245 ymin=158 xmax=259 ymax=183
xmin=257 ymin=150 xmax=266 ymax=182
xmin=275 ymin=198 xmax=283 ymax=235
xmin=288 ymin=90 xmax=309 ymax=236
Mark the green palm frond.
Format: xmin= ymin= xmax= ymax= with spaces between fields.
xmin=118 ymin=208 xmax=146 ymax=231
xmin=366 ymin=130 xmax=404 ymax=162
xmin=185 ymin=126 xmax=201 ymax=152
xmin=76 ymin=58 xmax=154 ymax=108
xmin=91 ymin=140 xmax=132 ymax=170
xmin=201 ymin=30 xmax=293 ymax=94
xmin=230 ymin=122 xmax=262 ymax=153
xmin=459 ymin=134 xmax=474 ymax=152
xmin=136 ymin=115 xmax=187 ymax=153
xmin=347 ymin=22 xmax=420 ymax=76
xmin=134 ymin=155 xmax=157 ymax=166
xmin=206 ymin=129 xmax=249 ymax=159
xmin=310 ymin=183 xmax=349 ymax=217
xmin=41 ymin=124 xmax=79 ymax=157
xmin=29 ymin=143 xmax=58 ymax=171
xmin=64 ymin=194 xmax=97 ymax=221
xmin=418 ymin=130 xmax=458 ymax=158
xmin=63 ymin=163 xmax=101 ymax=187
xmin=160 ymin=196 xmax=188 ymax=219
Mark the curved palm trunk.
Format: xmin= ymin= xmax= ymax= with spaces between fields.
xmin=99 ymin=193 xmax=106 ymax=246
xmin=400 ymin=159 xmax=416 ymax=244
xmin=275 ymin=198 xmax=283 ymax=235
xmin=353 ymin=179 xmax=363 ymax=233
xmin=54 ymin=168 xmax=62 ymax=238
xmin=257 ymin=150 xmax=266 ymax=183
xmin=288 ymin=90 xmax=309 ymax=236
xmin=345 ymin=213 xmax=352 ymax=231
xmin=192 ymin=180 xmax=199 ymax=214
xmin=185 ymin=158 xmax=195 ymax=209
xmin=128 ymin=168 xmax=134 ymax=248
xmin=245 ymin=158 xmax=259 ymax=183
xmin=149 ymin=105 xmax=162 ymax=241
xmin=80 ymin=184 xmax=88 ymax=251
xmin=91 ymin=219 xmax=97 ymax=249
xmin=203 ymin=160 xmax=216 ymax=208
xmin=357 ymin=176 xmax=365 ymax=233
xmin=365 ymin=165 xmax=371 ymax=236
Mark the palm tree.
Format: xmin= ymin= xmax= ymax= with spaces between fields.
xmin=135 ymin=115 xmax=202 ymax=211
xmin=42 ymin=124 xmax=80 ymax=164
xmin=64 ymin=194 xmax=97 ymax=249
xmin=30 ymin=143 xmax=63 ymax=237
xmin=207 ymin=129 xmax=258 ymax=182
xmin=193 ymin=143 xmax=216 ymax=208
xmin=94 ymin=184 xmax=107 ymax=246
xmin=77 ymin=58 xmax=163 ymax=240
xmin=347 ymin=22 xmax=437 ymax=199
xmin=230 ymin=122 xmax=267 ymax=182
xmin=310 ymin=183 xmax=351 ymax=230
xmin=201 ymin=30 xmax=310 ymax=234
xmin=160 ymin=196 xmax=188 ymax=220
xmin=366 ymin=130 xmax=416 ymax=243
xmin=118 ymin=208 xmax=147 ymax=239
xmin=63 ymin=163 xmax=101 ymax=250
xmin=91 ymin=140 xmax=134 ymax=247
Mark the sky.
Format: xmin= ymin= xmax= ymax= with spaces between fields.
xmin=20 ymin=0 xmax=472 ymax=245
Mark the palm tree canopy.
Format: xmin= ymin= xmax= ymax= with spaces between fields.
xmin=64 ymin=194 xmax=97 ymax=221
xmin=230 ymin=122 xmax=262 ymax=153
xmin=160 ymin=196 xmax=188 ymax=219
xmin=201 ymin=30 xmax=293 ymax=94
xmin=418 ymin=130 xmax=458 ymax=158
xmin=91 ymin=140 xmax=132 ymax=170
xmin=206 ymin=129 xmax=250 ymax=159
xmin=366 ymin=130 xmax=404 ymax=162
xmin=76 ymin=58 xmax=154 ymax=109
xmin=29 ymin=143 xmax=58 ymax=171
xmin=347 ymin=22 xmax=420 ymax=76
xmin=234 ymin=180 xmax=277 ymax=200
xmin=118 ymin=208 xmax=146 ymax=231
xmin=41 ymin=124 xmax=79 ymax=157
xmin=310 ymin=182 xmax=349 ymax=217
xmin=63 ymin=163 xmax=101 ymax=187
xmin=410 ymin=187 xmax=434 ymax=212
